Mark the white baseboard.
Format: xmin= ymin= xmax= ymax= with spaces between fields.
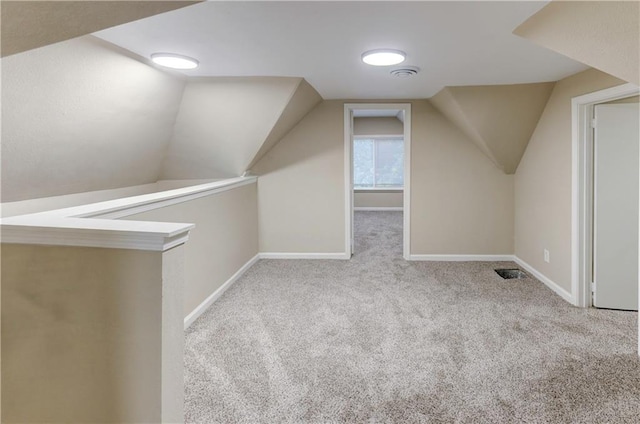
xmin=354 ymin=207 xmax=403 ymax=211
xmin=259 ymin=252 xmax=350 ymax=260
xmin=513 ymin=256 xmax=576 ymax=305
xmin=184 ymin=253 xmax=260 ymax=329
xmin=408 ymin=254 xmax=515 ymax=262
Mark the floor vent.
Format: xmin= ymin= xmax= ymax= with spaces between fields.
xmin=495 ymin=268 xmax=528 ymax=279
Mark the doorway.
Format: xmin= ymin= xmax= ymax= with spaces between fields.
xmin=343 ymin=103 xmax=411 ymax=259
xmin=572 ymin=84 xmax=640 ymax=311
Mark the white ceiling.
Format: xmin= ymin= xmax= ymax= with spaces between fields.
xmin=94 ymin=1 xmax=589 ymax=99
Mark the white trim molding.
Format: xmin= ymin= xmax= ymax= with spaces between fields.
xmin=0 ymin=176 xmax=257 ymax=251
xmin=344 ymin=103 xmax=412 ymax=261
xmin=354 ymin=187 xmax=403 ymax=192
xmin=571 ymin=83 xmax=639 ymax=307
xmin=513 ymin=256 xmax=575 ymax=305
xmin=0 ymin=219 xmax=192 ymax=251
xmin=409 ymin=254 xmax=515 ymax=262
xmin=354 ymin=207 xmax=403 ymax=212
xmin=86 ymin=177 xmax=256 ymax=219
xmin=344 ymin=104 xmax=354 ymax=257
xmin=184 ymin=253 xmax=260 ymax=329
xmin=259 ymin=252 xmax=350 ymax=260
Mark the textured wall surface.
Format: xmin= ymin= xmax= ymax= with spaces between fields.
xmin=254 ymin=100 xmax=514 ymax=255
xmin=1 ymin=36 xmax=185 ymax=202
xmin=353 ymin=117 xmax=403 ymax=136
xmin=125 ymin=183 xmax=258 ymax=317
xmin=354 ymin=191 xmax=403 ymax=208
xmin=410 ymin=100 xmax=514 ymax=255
xmin=515 ymin=69 xmax=625 ymax=291
xmin=1 ymin=245 xmax=172 ymax=422
xmin=430 ymin=83 xmax=554 ymax=174
xmin=515 ymin=1 xmax=639 ymax=85
xmin=254 ymin=101 xmax=346 ymax=253
xmin=1 ymin=1 xmax=200 ymax=57
xmin=248 ymin=80 xmax=323 ymax=170
xmin=160 ymin=77 xmax=304 ymax=179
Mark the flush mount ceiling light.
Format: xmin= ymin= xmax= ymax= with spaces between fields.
xmin=150 ymin=53 xmax=199 ymax=70
xmin=361 ymin=49 xmax=406 ymax=66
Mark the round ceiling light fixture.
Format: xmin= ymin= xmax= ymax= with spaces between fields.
xmin=151 ymin=53 xmax=199 ymax=70
xmin=361 ymin=49 xmax=406 ymax=66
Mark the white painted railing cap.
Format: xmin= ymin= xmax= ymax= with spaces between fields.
xmin=1 ymin=176 xmax=256 ymax=251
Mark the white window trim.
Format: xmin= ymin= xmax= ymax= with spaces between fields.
xmin=354 ymin=187 xmax=403 ymax=192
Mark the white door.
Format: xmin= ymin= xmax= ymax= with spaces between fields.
xmin=593 ymin=103 xmax=640 ymax=311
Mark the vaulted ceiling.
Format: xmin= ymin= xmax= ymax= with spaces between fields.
xmin=2 ymin=1 xmax=638 ymax=202
xmin=94 ymin=1 xmax=588 ymax=99
xmin=431 ymin=83 xmax=555 ymax=174
xmin=160 ymin=77 xmax=322 ymax=180
xmin=514 ymin=1 xmax=639 ymax=86
xmin=0 ymin=0 xmax=201 ymax=57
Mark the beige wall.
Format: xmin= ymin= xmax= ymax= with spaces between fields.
xmin=248 ymin=79 xmax=323 ymax=169
xmin=411 ymin=100 xmax=514 ymax=254
xmin=430 ymin=83 xmax=555 ymax=174
xmin=160 ymin=77 xmax=303 ymax=179
xmin=254 ymin=100 xmax=514 ymax=255
xmin=354 ymin=191 xmax=403 ymax=208
xmin=124 ymin=183 xmax=259 ymax=316
xmin=514 ymin=1 xmax=639 ymax=85
xmin=1 ymin=244 xmax=184 ymax=423
xmin=253 ymin=101 xmax=345 ymax=253
xmin=1 ymin=36 xmax=185 ymax=202
xmin=1 ymin=180 xmax=255 ymax=320
xmin=515 ymin=69 xmax=625 ymax=292
xmin=1 ymin=1 xmax=200 ymax=57
xmin=353 ymin=117 xmax=403 ymax=136
xmin=605 ymin=95 xmax=640 ymax=105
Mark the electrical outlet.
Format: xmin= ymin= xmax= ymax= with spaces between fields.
xmin=544 ymin=249 xmax=550 ymax=263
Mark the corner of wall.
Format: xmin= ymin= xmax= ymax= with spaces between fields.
xmin=247 ymin=79 xmax=323 ymax=171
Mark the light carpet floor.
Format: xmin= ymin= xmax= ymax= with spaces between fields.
xmin=185 ymin=211 xmax=639 ymax=423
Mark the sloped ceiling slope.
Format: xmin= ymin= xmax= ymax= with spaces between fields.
xmin=1 ymin=36 xmax=186 ymax=202
xmin=248 ymin=80 xmax=322 ymax=170
xmin=160 ymin=77 xmax=322 ymax=179
xmin=1 ymin=0 xmax=201 ymax=57
xmin=430 ymin=82 xmax=555 ymax=174
xmin=514 ymin=1 xmax=639 ymax=86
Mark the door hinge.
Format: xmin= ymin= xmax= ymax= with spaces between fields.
xmin=591 ymin=118 xmax=597 ymax=129
xmin=590 ymin=281 xmax=596 ymax=293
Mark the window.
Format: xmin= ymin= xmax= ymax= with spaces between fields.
xmin=353 ymin=137 xmax=404 ymax=188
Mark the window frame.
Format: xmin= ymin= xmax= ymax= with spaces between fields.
xmin=353 ymin=134 xmax=405 ymax=190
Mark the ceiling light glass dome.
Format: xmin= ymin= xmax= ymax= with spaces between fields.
xmin=151 ymin=53 xmax=199 ymax=70
xmin=361 ymin=49 xmax=406 ymax=66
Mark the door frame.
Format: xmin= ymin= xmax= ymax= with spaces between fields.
xmin=343 ymin=103 xmax=412 ymax=259
xmin=572 ymin=82 xmax=639 ymax=309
